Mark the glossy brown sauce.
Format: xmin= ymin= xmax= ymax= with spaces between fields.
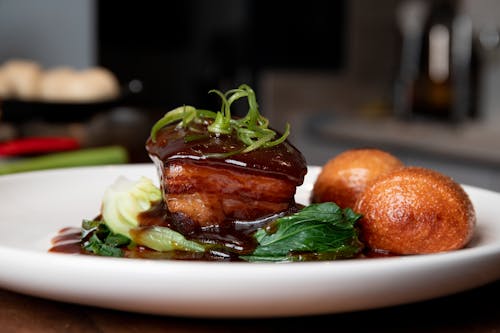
xmin=49 ymin=202 xmax=304 ymax=261
xmin=49 ymin=227 xmax=84 ymax=254
xmin=146 ymin=124 xmax=308 ymax=184
xmin=138 ymin=201 xmax=302 ymax=255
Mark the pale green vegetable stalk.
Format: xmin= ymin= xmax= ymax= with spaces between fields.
xmin=101 ymin=176 xmax=162 ymax=238
xmin=0 ymin=146 xmax=128 ymax=175
xmin=100 ymin=176 xmax=206 ymax=253
xmin=130 ymin=226 xmax=206 ymax=252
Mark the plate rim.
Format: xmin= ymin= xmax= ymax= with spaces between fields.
xmin=0 ymin=164 xmax=499 ymax=317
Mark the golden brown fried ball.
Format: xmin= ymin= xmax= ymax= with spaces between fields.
xmin=354 ymin=166 xmax=476 ymax=255
xmin=311 ymin=148 xmax=404 ymax=208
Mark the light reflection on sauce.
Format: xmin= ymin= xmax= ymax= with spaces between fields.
xmin=49 ymin=227 xmax=83 ymax=254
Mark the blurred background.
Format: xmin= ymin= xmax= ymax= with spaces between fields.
xmin=0 ymin=0 xmax=499 ymax=191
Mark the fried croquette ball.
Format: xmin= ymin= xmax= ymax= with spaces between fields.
xmin=311 ymin=148 xmax=404 ymax=208
xmin=354 ymin=167 xmax=476 ymax=255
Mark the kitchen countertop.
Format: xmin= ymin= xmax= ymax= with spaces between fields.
xmin=0 ymin=280 xmax=498 ymax=332
xmin=305 ymin=113 xmax=500 ymax=167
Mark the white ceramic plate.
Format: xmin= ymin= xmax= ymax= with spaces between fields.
xmin=0 ymin=164 xmax=499 ymax=318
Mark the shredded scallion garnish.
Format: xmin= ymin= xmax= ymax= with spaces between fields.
xmin=150 ymin=84 xmax=290 ymax=156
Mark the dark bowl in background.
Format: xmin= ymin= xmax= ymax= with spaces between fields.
xmin=0 ymin=96 xmax=122 ymax=123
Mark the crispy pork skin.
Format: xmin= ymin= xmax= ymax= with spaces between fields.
xmin=164 ymin=162 xmax=295 ymax=226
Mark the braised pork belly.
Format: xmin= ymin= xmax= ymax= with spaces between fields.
xmin=146 ymin=123 xmax=307 ymax=231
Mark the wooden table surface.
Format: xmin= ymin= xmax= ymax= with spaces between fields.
xmin=1 ymin=280 xmax=498 ymax=333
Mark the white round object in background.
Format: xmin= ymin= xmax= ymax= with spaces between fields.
xmin=1 ymin=59 xmax=42 ymax=100
xmin=39 ymin=66 xmax=120 ymax=103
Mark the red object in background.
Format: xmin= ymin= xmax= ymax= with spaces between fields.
xmin=0 ymin=137 xmax=80 ymax=156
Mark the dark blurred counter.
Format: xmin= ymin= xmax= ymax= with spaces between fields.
xmin=308 ymin=114 xmax=500 ymax=166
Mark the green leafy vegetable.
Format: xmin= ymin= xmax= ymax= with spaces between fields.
xmin=101 ymin=176 xmax=162 ymax=238
xmin=241 ymin=202 xmax=364 ymax=262
xmin=81 ymin=219 xmax=130 ymax=257
xmin=81 ymin=217 xmax=206 ymax=257
xmin=149 ymin=84 xmax=290 ymax=156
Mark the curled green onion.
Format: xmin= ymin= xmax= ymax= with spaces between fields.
xmin=150 ymin=105 xmax=197 ymax=143
xmin=149 ymin=84 xmax=290 ymax=155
